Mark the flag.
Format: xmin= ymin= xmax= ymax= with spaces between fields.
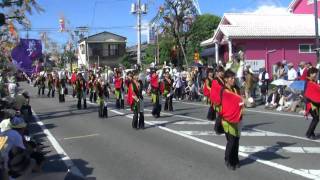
xmin=11 ymin=39 xmax=42 ymax=75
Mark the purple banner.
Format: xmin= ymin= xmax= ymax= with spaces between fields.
xmin=11 ymin=39 xmax=42 ymax=75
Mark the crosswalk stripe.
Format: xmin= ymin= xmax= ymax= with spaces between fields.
xmin=147 ymin=121 xmax=213 ymax=125
xmin=180 ymin=131 xmax=287 ymax=137
xmin=300 ymin=170 xmax=320 ymax=176
xmin=239 ymin=146 xmax=320 ymax=154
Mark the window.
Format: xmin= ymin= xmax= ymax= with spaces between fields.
xmin=80 ymin=44 xmax=85 ymax=54
xmin=109 ymin=44 xmax=119 ymax=56
xmin=103 ymin=44 xmax=109 ymax=57
xmin=299 ymin=44 xmax=315 ymax=53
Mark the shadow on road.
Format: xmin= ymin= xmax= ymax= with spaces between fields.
xmin=240 ymin=141 xmax=294 ymax=167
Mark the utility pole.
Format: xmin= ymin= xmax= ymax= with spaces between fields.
xmin=131 ymin=0 xmax=147 ymax=65
xmin=314 ymin=0 xmax=320 ymax=63
xmin=137 ymin=0 xmax=142 ymax=65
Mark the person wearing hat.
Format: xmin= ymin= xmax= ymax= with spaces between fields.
xmin=298 ymin=61 xmax=308 ymax=80
xmin=0 ymin=117 xmax=27 ymax=177
xmin=258 ymin=68 xmax=269 ymax=104
xmin=287 ymin=63 xmax=297 ymax=81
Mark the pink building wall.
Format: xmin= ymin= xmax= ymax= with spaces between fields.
xmin=233 ymin=39 xmax=317 ymax=72
xmin=292 ymin=0 xmax=320 ymax=16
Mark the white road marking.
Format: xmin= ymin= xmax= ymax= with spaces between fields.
xmin=180 ymin=131 xmax=287 ymax=137
xmin=239 ymin=146 xmax=320 ymax=154
xmin=110 ymin=108 xmax=320 ymax=180
xmin=301 ymin=170 xmax=320 ymax=176
xmin=166 ymin=98 xmax=306 ymax=119
xmin=32 ymin=110 xmax=84 ymax=177
xmin=141 ymin=108 xmax=320 ymax=143
xmin=144 ymin=109 xmax=209 ymax=122
xmin=148 ymin=121 xmax=213 ymax=125
xmin=63 ymin=133 xmax=100 ymax=140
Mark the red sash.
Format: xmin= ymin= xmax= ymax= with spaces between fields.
xmin=127 ymin=83 xmax=135 ymax=106
xmin=210 ymin=80 xmax=223 ymax=105
xmin=151 ymin=75 xmax=159 ymax=89
xmin=160 ymin=82 xmax=165 ymax=94
xmin=115 ymin=78 xmax=122 ymax=89
xmin=304 ymin=81 xmax=320 ymax=104
xmin=203 ymin=79 xmax=210 ymax=97
xmin=220 ymin=89 xmax=243 ymax=123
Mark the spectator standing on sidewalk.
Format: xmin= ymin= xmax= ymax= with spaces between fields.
xmin=299 ymin=61 xmax=308 ymax=80
xmin=287 ymin=63 xmax=298 ymax=81
xmin=258 ymin=68 xmax=269 ymax=103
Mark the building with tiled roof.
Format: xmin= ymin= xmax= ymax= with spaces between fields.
xmin=202 ymin=0 xmax=319 ymax=73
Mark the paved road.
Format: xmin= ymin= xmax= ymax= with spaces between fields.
xmin=20 ymin=82 xmax=320 ymax=180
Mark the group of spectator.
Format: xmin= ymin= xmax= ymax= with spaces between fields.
xmin=0 ymin=70 xmax=44 ymax=180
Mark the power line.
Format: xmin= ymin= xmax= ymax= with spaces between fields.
xmin=17 ymin=25 xmax=136 ymax=32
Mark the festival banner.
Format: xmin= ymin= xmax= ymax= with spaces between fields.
xmin=11 ymin=39 xmax=42 ymax=75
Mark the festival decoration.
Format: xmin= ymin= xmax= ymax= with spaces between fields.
xmin=59 ymin=16 xmax=65 ymax=32
xmin=11 ymin=38 xmax=42 ymax=75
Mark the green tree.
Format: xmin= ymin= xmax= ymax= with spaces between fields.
xmin=144 ymin=44 xmax=156 ymax=65
xmin=161 ymin=0 xmax=198 ymax=67
xmin=120 ymin=55 xmax=131 ymax=69
xmin=187 ymin=14 xmax=221 ymax=63
xmin=144 ymin=35 xmax=175 ymax=66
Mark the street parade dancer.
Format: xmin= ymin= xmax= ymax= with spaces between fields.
xmin=96 ymin=78 xmax=108 ymax=118
xmin=88 ymin=72 xmax=97 ymax=103
xmin=219 ymin=69 xmax=244 ymax=170
xmin=210 ymin=66 xmax=225 ymax=133
xmin=203 ymin=68 xmax=214 ymax=120
xmin=162 ymin=71 xmax=173 ymax=111
xmin=114 ymin=70 xmax=124 ymax=109
xmin=76 ymin=73 xmax=87 ymax=109
xmin=47 ymin=73 xmax=55 ymax=98
xmin=71 ymin=70 xmax=78 ymax=98
xmin=304 ymin=67 xmax=320 ymax=140
xmin=150 ymin=69 xmax=161 ymax=118
xmin=37 ymin=73 xmax=46 ymax=96
xmin=127 ymin=71 xmax=145 ymax=129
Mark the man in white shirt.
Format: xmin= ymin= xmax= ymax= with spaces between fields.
xmin=287 ymin=63 xmax=298 ymax=81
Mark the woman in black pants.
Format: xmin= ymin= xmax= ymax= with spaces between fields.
xmin=304 ymin=67 xmax=320 ymax=140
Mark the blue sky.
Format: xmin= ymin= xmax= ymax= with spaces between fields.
xmin=21 ymin=0 xmax=293 ymax=48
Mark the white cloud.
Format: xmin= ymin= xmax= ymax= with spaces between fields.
xmin=247 ymin=5 xmax=289 ymax=14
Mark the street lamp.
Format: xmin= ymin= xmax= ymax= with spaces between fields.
xmin=131 ymin=0 xmax=147 ymax=65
